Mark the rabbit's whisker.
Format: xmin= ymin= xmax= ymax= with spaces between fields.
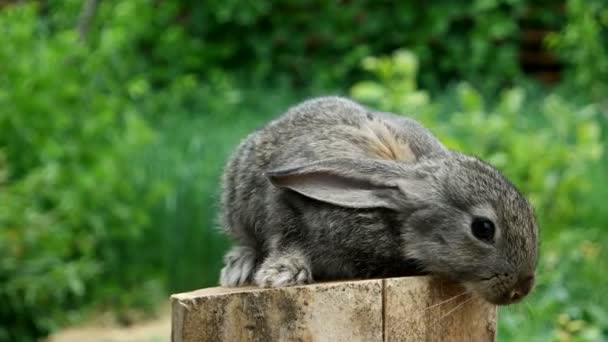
xmin=423 ymin=290 xmax=469 ymax=311
xmin=436 ymin=295 xmax=474 ymax=323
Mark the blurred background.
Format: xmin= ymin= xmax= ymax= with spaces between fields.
xmin=0 ymin=0 xmax=606 ymax=341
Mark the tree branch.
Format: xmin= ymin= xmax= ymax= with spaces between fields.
xmin=77 ymin=0 xmax=99 ymax=42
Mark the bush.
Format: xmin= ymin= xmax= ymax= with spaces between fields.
xmin=350 ymin=49 xmax=607 ymax=340
xmin=547 ymin=0 xmax=608 ymax=103
xmin=171 ymin=0 xmax=531 ymax=89
xmin=0 ymin=4 xmax=164 ymax=339
xmin=39 ymin=0 xmax=551 ymax=90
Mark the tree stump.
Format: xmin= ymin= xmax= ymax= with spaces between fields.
xmin=171 ymin=276 xmax=496 ymax=342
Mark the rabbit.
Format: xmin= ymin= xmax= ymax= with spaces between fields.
xmin=218 ymin=96 xmax=538 ymax=305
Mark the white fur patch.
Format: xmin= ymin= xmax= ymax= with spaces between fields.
xmin=219 ymin=246 xmax=258 ymax=287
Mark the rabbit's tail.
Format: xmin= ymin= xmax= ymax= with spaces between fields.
xmin=219 ymin=245 xmax=259 ymax=287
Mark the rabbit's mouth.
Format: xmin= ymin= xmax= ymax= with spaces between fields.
xmin=465 ymin=274 xmax=536 ymax=305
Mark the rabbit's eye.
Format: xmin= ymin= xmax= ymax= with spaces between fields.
xmin=471 ymin=217 xmax=495 ymax=242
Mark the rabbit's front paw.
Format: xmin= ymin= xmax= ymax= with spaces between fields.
xmin=219 ymin=245 xmax=258 ymax=287
xmin=254 ymin=253 xmax=312 ymax=287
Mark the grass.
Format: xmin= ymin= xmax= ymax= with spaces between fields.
xmin=139 ymin=84 xmax=310 ymax=292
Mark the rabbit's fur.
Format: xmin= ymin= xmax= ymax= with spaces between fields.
xmin=219 ymin=96 xmax=538 ymax=305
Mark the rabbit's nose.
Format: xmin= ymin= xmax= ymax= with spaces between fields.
xmin=509 ymin=274 xmax=535 ymax=301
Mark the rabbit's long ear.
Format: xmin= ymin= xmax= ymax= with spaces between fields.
xmin=265 ymin=157 xmax=432 ymax=210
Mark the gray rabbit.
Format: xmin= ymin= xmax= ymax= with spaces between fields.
xmin=218 ymin=96 xmax=538 ymax=305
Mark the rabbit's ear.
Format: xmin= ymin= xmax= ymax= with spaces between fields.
xmin=265 ymin=157 xmax=431 ymax=210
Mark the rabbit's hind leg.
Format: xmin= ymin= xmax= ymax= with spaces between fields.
xmin=219 ymin=245 xmax=259 ymax=287
xmin=254 ymin=248 xmax=312 ymax=287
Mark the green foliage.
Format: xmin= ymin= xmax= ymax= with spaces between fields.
xmin=136 ymin=77 xmax=305 ymax=293
xmin=350 ymin=49 xmax=607 ymax=340
xmin=546 ymin=0 xmax=608 ymax=103
xmin=37 ymin=0 xmax=536 ymax=89
xmin=501 ymin=229 xmax=607 ymax=341
xmin=0 ymin=4 xmax=165 ymax=340
xmin=37 ymin=0 xmax=606 ymax=94
xmin=351 ymin=50 xmax=430 ymax=116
